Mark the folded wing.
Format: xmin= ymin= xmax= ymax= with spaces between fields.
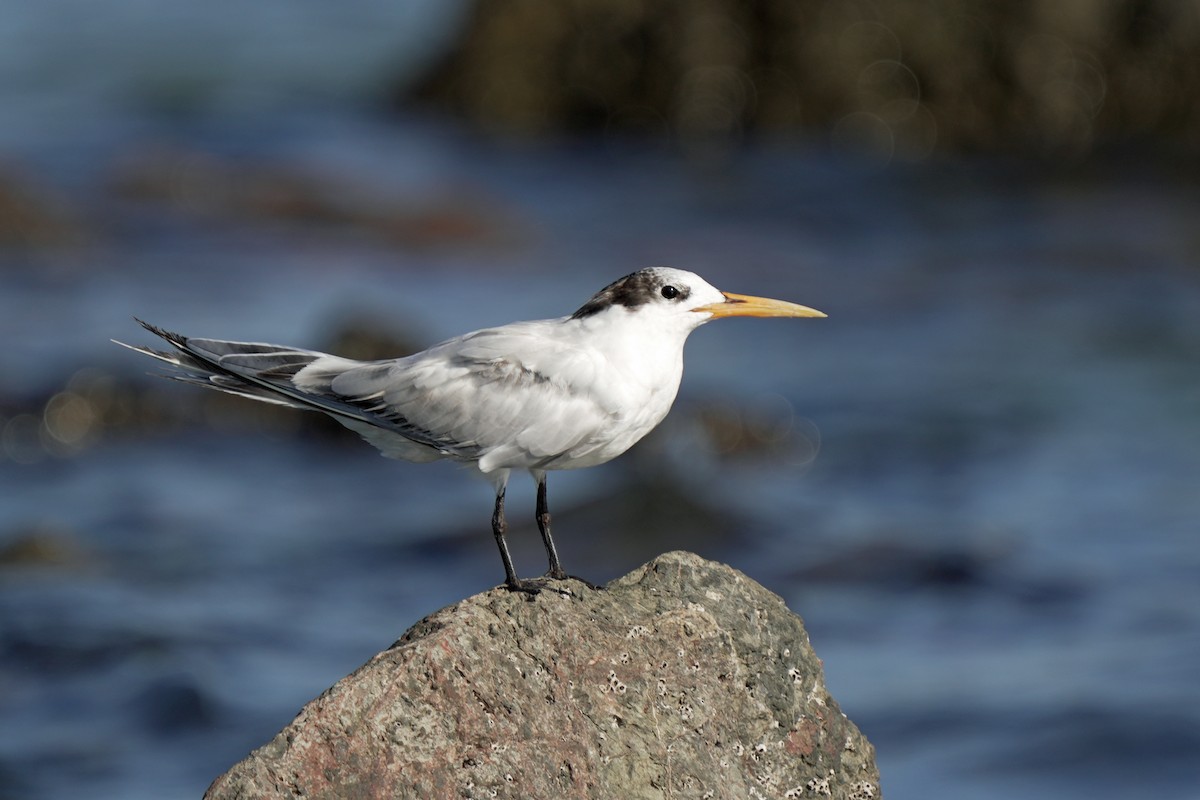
xmin=322 ymin=323 xmax=612 ymax=471
xmin=123 ymin=319 xmax=616 ymax=471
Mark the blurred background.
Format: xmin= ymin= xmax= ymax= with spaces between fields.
xmin=2 ymin=0 xmax=1199 ymax=797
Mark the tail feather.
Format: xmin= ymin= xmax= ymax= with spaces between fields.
xmin=114 ymin=319 xmax=327 ymax=410
xmin=183 ymin=337 xmax=319 ymax=379
xmin=162 ymin=372 xmax=305 ymax=407
xmin=115 ymin=319 xmax=450 ymax=457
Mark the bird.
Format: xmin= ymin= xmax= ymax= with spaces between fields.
xmin=117 ymin=267 xmax=824 ymax=593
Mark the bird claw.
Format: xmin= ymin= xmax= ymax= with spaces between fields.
xmin=543 ymin=566 xmax=606 ymax=589
xmin=502 ymin=573 xmax=606 ymax=596
xmin=543 ymin=569 xmax=607 ymax=591
xmin=561 ymin=574 xmax=607 ymax=591
xmin=503 ymin=577 xmax=572 ymax=597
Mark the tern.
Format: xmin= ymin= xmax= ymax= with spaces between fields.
xmin=118 ymin=267 xmax=824 ymax=593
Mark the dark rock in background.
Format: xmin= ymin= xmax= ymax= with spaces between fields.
xmin=205 ymin=551 xmax=879 ymax=799
xmin=109 ymin=145 xmax=525 ymax=249
xmin=0 ymin=163 xmax=86 ymax=248
xmin=405 ymin=0 xmax=1200 ymax=159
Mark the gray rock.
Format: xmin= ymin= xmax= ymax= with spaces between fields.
xmin=205 ymin=551 xmax=880 ymax=799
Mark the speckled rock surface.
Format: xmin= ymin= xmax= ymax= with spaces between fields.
xmin=205 ymin=551 xmax=879 ymax=799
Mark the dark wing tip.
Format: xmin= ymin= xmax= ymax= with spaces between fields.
xmin=133 ymin=317 xmax=189 ymax=349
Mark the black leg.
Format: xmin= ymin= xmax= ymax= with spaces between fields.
xmin=492 ymin=487 xmax=518 ymax=586
xmin=536 ymin=476 xmax=567 ymax=580
xmin=492 ymin=487 xmax=547 ymax=595
xmin=534 ymin=474 xmax=604 ymax=590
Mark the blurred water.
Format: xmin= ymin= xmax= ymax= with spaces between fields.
xmin=2 ymin=4 xmax=1200 ymax=799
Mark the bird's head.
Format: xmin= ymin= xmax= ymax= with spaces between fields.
xmin=571 ymin=267 xmax=824 ymax=332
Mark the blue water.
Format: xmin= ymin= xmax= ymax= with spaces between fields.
xmin=2 ymin=4 xmax=1200 ymax=798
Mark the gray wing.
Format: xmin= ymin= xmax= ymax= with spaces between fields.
xmin=115 ymin=320 xmax=328 ymax=407
xmin=118 ymin=319 xmax=615 ymax=469
xmin=116 ymin=320 xmax=454 ymax=456
xmin=319 ymin=322 xmax=615 ymax=471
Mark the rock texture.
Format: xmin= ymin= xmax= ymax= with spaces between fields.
xmin=205 ymin=551 xmax=879 ymax=800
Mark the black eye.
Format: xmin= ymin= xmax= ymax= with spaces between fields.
xmin=661 ymin=285 xmax=680 ymax=300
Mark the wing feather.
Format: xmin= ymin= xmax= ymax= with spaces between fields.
xmin=124 ymin=318 xmax=625 ymax=471
xmin=326 ymin=323 xmax=613 ymax=470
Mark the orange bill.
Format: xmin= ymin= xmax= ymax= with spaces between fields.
xmin=693 ymin=292 xmax=826 ymax=319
